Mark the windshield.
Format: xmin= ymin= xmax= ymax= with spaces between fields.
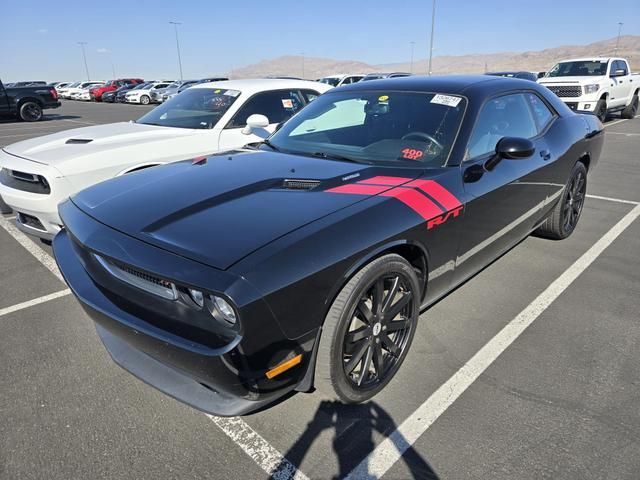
xmin=136 ymin=87 xmax=240 ymax=129
xmin=546 ymin=60 xmax=609 ymax=77
xmin=268 ymin=90 xmax=466 ymax=167
xmin=319 ymin=77 xmax=340 ymax=87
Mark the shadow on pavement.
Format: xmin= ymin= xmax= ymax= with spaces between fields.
xmin=274 ymin=400 xmax=439 ymax=479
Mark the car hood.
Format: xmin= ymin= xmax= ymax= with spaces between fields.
xmin=70 ymin=150 xmax=419 ymax=270
xmin=539 ymin=76 xmax=606 ymax=85
xmin=3 ymin=122 xmax=200 ymax=170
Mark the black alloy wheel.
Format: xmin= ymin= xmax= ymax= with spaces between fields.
xmin=562 ymin=166 xmax=586 ymax=235
xmin=534 ymin=161 xmax=588 ymax=240
xmin=19 ymin=102 xmax=43 ymax=122
xmin=316 ymin=254 xmax=420 ymax=403
xmin=342 ymin=274 xmax=414 ymax=389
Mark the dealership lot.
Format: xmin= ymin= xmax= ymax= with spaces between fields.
xmin=1 ymin=104 xmax=639 ymax=479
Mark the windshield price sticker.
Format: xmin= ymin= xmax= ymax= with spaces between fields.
xmin=431 ymin=94 xmax=462 ymax=107
xmin=224 ymin=90 xmax=240 ymax=97
xmin=281 ymin=98 xmax=294 ymax=109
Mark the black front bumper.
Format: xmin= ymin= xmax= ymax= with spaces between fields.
xmin=53 ymin=201 xmax=318 ymax=415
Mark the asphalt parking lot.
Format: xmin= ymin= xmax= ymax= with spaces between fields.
xmin=1 ymin=102 xmax=639 ymax=480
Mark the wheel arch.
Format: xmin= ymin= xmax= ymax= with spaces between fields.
xmin=17 ymin=96 xmax=43 ymax=108
xmin=577 ymin=152 xmax=591 ymax=172
xmin=296 ymin=239 xmax=429 ymax=393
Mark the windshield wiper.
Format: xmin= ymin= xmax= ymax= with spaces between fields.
xmin=258 ymin=139 xmax=281 ymax=151
xmin=310 ymin=151 xmax=362 ymax=164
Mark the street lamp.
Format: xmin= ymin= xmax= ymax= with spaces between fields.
xmin=169 ymin=21 xmax=184 ymax=81
xmin=427 ymin=0 xmax=436 ymax=76
xmin=614 ymin=22 xmax=623 ymax=54
xmin=410 ymin=41 xmax=416 ymax=73
xmin=78 ymin=42 xmax=90 ymax=80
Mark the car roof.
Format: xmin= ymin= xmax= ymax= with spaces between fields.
xmin=190 ymin=78 xmax=332 ymax=94
xmin=333 ymin=74 xmax=550 ymax=99
xmin=557 ymin=57 xmax=615 ymax=63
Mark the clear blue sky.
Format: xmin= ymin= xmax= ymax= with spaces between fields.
xmin=2 ymin=0 xmax=639 ymax=81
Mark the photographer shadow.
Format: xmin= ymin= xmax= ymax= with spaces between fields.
xmin=274 ymin=399 xmax=439 ymax=479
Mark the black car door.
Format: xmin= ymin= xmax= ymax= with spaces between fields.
xmin=453 ymin=92 xmax=559 ymax=283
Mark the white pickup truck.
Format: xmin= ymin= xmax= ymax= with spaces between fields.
xmin=539 ymin=57 xmax=639 ymax=121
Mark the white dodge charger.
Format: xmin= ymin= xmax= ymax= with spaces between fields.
xmin=0 ymin=78 xmax=331 ymax=240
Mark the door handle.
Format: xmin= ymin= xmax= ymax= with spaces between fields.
xmin=539 ymin=150 xmax=551 ymax=161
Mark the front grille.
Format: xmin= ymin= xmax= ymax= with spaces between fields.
xmin=546 ymin=85 xmax=582 ymax=98
xmin=0 ymin=168 xmax=50 ymax=194
xmin=94 ymin=254 xmax=178 ymax=300
xmin=282 ymin=179 xmax=321 ymax=190
xmin=17 ymin=212 xmax=46 ymax=232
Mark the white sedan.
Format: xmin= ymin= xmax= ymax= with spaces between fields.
xmin=65 ymin=81 xmax=105 ymax=100
xmin=0 ymin=78 xmax=331 ymax=240
xmin=125 ymin=82 xmax=173 ymax=104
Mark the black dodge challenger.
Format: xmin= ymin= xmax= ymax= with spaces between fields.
xmin=54 ymin=76 xmax=604 ymax=416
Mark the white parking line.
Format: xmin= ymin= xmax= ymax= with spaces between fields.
xmin=586 ymin=194 xmax=640 ymax=206
xmin=345 ymin=203 xmax=640 ymax=480
xmin=207 ymin=415 xmax=310 ymax=480
xmin=604 ymin=114 xmax=640 ymax=128
xmin=62 ymin=119 xmax=97 ymax=126
xmin=0 ymin=290 xmax=71 ymax=318
xmin=0 ymin=215 xmax=64 ymax=283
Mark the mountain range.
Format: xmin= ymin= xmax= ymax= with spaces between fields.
xmin=230 ymin=35 xmax=640 ymax=79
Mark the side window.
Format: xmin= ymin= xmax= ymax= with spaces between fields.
xmin=227 ymin=90 xmax=305 ymax=128
xmin=526 ymin=93 xmax=555 ymax=133
xmin=466 ymin=93 xmax=538 ymax=160
xmin=615 ymin=60 xmax=628 ymax=75
xmin=301 ymin=89 xmax=320 ymax=103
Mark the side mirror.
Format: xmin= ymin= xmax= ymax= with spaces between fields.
xmin=484 ymin=137 xmax=535 ymax=171
xmin=611 ymin=69 xmax=626 ymax=77
xmin=537 ymin=71 xmax=546 ymax=79
xmin=242 ymin=114 xmax=270 ymax=135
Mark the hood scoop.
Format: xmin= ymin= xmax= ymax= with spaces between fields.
xmin=281 ymin=179 xmax=321 ymax=191
xmin=65 ymin=138 xmax=93 ymax=144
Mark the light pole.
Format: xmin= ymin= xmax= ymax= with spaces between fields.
xmin=78 ymin=42 xmax=90 ymax=80
xmin=427 ymin=0 xmax=436 ymax=76
xmin=614 ymin=22 xmax=623 ymax=54
xmin=410 ymin=41 xmax=416 ymax=73
xmin=169 ymin=21 xmax=184 ymax=80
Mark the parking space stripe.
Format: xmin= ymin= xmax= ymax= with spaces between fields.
xmin=0 ymin=290 xmax=71 ymax=318
xmin=346 ymin=204 xmax=640 ymax=480
xmin=0 ymin=216 xmax=64 ymax=283
xmin=207 ymin=415 xmax=310 ymax=480
xmin=586 ymin=194 xmax=640 ymax=205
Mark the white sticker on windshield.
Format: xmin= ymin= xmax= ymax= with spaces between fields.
xmin=224 ymin=89 xmax=240 ymax=97
xmin=282 ymin=98 xmax=293 ymax=109
xmin=431 ymin=94 xmax=462 ymax=107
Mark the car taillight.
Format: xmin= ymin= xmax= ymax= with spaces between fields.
xmin=50 ymin=88 xmax=58 ymax=100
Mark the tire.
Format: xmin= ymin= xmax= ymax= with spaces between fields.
xmin=535 ymin=161 xmax=587 ymax=240
xmin=140 ymin=95 xmax=150 ymax=105
xmin=315 ymin=254 xmax=420 ymax=403
xmin=595 ymin=99 xmax=607 ymax=122
xmin=0 ymin=195 xmax=12 ymax=214
xmin=621 ymin=94 xmax=638 ymax=119
xmin=19 ymin=101 xmax=43 ymax=122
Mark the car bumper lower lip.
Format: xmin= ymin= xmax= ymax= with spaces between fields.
xmin=53 ymin=225 xmax=301 ymax=416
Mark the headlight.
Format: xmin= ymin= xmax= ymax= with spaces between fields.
xmin=210 ymin=295 xmax=237 ymax=325
xmin=584 ymin=84 xmax=600 ymax=95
